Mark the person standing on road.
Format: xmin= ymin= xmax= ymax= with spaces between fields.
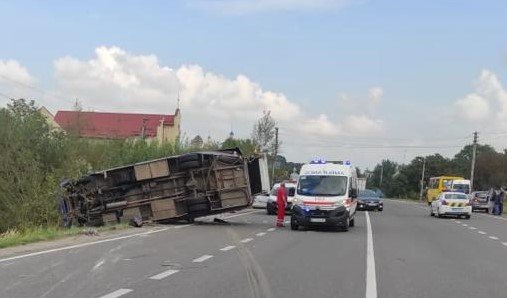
xmin=492 ymin=189 xmax=500 ymax=215
xmin=276 ymin=182 xmax=288 ymax=227
xmin=498 ymin=188 xmax=505 ymax=215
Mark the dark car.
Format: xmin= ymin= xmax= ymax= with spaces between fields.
xmin=470 ymin=191 xmax=492 ymax=213
xmin=357 ymin=189 xmax=383 ymax=211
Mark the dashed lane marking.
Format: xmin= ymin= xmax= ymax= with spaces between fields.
xmin=98 ymin=288 xmax=133 ymax=298
xmin=256 ymin=232 xmax=266 ymax=237
xmin=462 ymin=224 xmax=468 ymax=227
xmin=267 ymin=228 xmax=276 ymax=232
xmin=502 ymin=242 xmax=507 ymax=247
xmin=220 ymin=246 xmax=236 ymax=252
xmin=149 ymin=269 xmax=179 ymax=280
xmin=240 ymin=238 xmax=253 ymax=243
xmin=468 ymin=227 xmax=477 ymax=230
xmin=192 ymin=255 xmax=214 ymax=263
xmin=488 ymin=236 xmax=499 ymax=240
xmin=478 ymin=231 xmax=487 ymax=235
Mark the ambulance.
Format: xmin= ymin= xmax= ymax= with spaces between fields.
xmin=290 ymin=159 xmax=358 ymax=231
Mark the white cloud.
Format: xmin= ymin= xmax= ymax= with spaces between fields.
xmin=368 ymin=87 xmax=383 ymax=114
xmin=343 ymin=114 xmax=383 ymax=135
xmin=455 ymin=69 xmax=507 ymax=125
xmin=0 ymin=59 xmax=37 ymax=104
xmin=190 ymin=0 xmax=352 ymax=15
xmin=455 ymin=94 xmax=490 ymax=121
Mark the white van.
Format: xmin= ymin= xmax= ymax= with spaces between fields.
xmin=450 ymin=179 xmax=471 ymax=194
xmin=291 ymin=160 xmax=358 ymax=231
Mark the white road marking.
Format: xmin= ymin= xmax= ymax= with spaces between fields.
xmin=149 ymin=269 xmax=179 ymax=280
xmin=456 ymin=221 xmax=461 ymax=224
xmin=462 ymin=224 xmax=468 ymax=227
xmin=0 ymin=209 xmax=260 ymax=264
xmin=240 ymin=238 xmax=254 ymax=243
xmin=488 ymin=236 xmax=499 ymax=240
xmin=220 ymin=245 xmax=236 ymax=251
xmin=478 ymin=231 xmax=487 ymax=235
xmin=365 ymin=211 xmax=377 ymax=298
xmin=267 ymin=228 xmax=276 ymax=232
xmin=256 ymin=232 xmax=266 ymax=237
xmin=468 ymin=227 xmax=477 ymax=230
xmin=193 ymin=255 xmax=214 ymax=263
xmin=0 ymin=228 xmax=171 ymax=264
xmin=502 ymin=242 xmax=507 ymax=247
xmin=98 ymin=288 xmax=133 ymax=298
xmin=92 ymin=259 xmax=106 ymax=271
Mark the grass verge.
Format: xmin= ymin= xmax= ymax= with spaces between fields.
xmin=0 ymin=224 xmax=130 ymax=249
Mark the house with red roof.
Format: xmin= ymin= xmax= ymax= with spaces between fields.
xmin=52 ymin=108 xmax=181 ymax=143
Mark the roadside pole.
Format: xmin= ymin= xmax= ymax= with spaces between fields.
xmin=271 ymin=127 xmax=279 ymax=186
xmin=470 ymin=131 xmax=478 ymax=191
xmin=379 ymin=162 xmax=384 ymax=188
xmin=419 ymin=157 xmax=426 ymax=202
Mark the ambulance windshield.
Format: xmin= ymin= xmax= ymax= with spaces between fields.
xmin=297 ymin=175 xmax=348 ymax=196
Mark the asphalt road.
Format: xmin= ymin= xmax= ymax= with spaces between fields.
xmin=1 ymin=200 xmax=507 ymax=298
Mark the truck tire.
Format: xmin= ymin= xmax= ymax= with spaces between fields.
xmin=188 ymin=203 xmax=209 ymax=213
xmin=179 ymin=154 xmax=200 ymax=163
xmin=179 ymin=160 xmax=201 ymax=170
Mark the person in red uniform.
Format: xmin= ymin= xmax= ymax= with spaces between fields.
xmin=276 ymin=182 xmax=288 ymax=227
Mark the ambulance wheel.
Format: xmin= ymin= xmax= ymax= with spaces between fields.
xmin=341 ymin=217 xmax=350 ymax=232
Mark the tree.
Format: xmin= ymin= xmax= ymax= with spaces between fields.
xmin=251 ymin=110 xmax=277 ymax=154
xmin=190 ymin=135 xmax=204 ymax=148
xmin=221 ymin=138 xmax=256 ymax=157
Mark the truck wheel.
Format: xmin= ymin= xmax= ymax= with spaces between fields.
xmin=179 ymin=160 xmax=201 ymax=170
xmin=430 ymin=207 xmax=435 ymax=217
xmin=188 ymin=203 xmax=209 ymax=213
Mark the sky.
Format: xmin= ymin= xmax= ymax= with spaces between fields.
xmin=1 ymin=0 xmax=507 ymax=169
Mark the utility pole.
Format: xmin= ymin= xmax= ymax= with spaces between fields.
xmin=379 ymin=162 xmax=384 ymax=188
xmin=271 ymin=127 xmax=279 ymax=186
xmin=470 ymin=131 xmax=478 ymax=191
xmin=419 ymin=157 xmax=426 ymax=202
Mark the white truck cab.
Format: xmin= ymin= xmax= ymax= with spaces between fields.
xmin=450 ymin=179 xmax=471 ymax=194
xmin=290 ymin=160 xmax=358 ymax=231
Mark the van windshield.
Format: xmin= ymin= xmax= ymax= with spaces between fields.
xmin=297 ymin=175 xmax=348 ymax=196
xmin=453 ymin=184 xmax=470 ymax=194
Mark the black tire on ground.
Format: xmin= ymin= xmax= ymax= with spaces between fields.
xmin=290 ymin=217 xmax=299 ymax=231
xmin=188 ymin=196 xmax=209 ymax=206
xmin=378 ymin=207 xmax=383 ymax=212
xmin=349 ymin=217 xmax=355 ymax=227
xmin=188 ymin=203 xmax=209 ymax=213
xmin=179 ymin=153 xmax=200 ymax=163
xmin=179 ymin=160 xmax=201 ymax=170
xmin=341 ymin=217 xmax=350 ymax=232
xmin=465 ymin=215 xmax=471 ymax=220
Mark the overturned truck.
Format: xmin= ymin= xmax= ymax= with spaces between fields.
xmin=60 ymin=149 xmax=269 ymax=226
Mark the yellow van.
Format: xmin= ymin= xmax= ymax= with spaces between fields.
xmin=426 ymin=176 xmax=465 ymax=205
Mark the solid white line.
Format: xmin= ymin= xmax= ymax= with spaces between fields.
xmin=98 ymin=288 xmax=133 ymax=298
xmin=488 ymin=236 xmax=499 ymax=240
xmin=220 ymin=245 xmax=236 ymax=251
xmin=222 ymin=210 xmax=258 ymax=219
xmin=256 ymin=232 xmax=266 ymax=237
xmin=193 ymin=255 xmax=214 ymax=263
xmin=174 ymin=224 xmax=192 ymax=229
xmin=478 ymin=231 xmax=487 ymax=235
xmin=0 ymin=228 xmax=171 ymax=264
xmin=149 ymin=269 xmax=179 ymax=280
xmin=240 ymin=238 xmax=253 ymax=243
xmin=365 ymin=211 xmax=377 ymax=298
xmin=267 ymin=228 xmax=276 ymax=232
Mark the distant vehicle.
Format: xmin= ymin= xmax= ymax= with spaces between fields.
xmin=450 ymin=179 xmax=471 ymax=194
xmin=252 ymin=191 xmax=270 ymax=209
xmin=426 ymin=176 xmax=465 ymax=205
xmin=290 ymin=160 xmax=358 ymax=231
xmin=266 ymin=182 xmax=297 ymax=215
xmin=430 ymin=192 xmax=472 ymax=219
xmin=357 ymin=189 xmax=383 ymax=211
xmin=470 ymin=191 xmax=492 ymax=213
